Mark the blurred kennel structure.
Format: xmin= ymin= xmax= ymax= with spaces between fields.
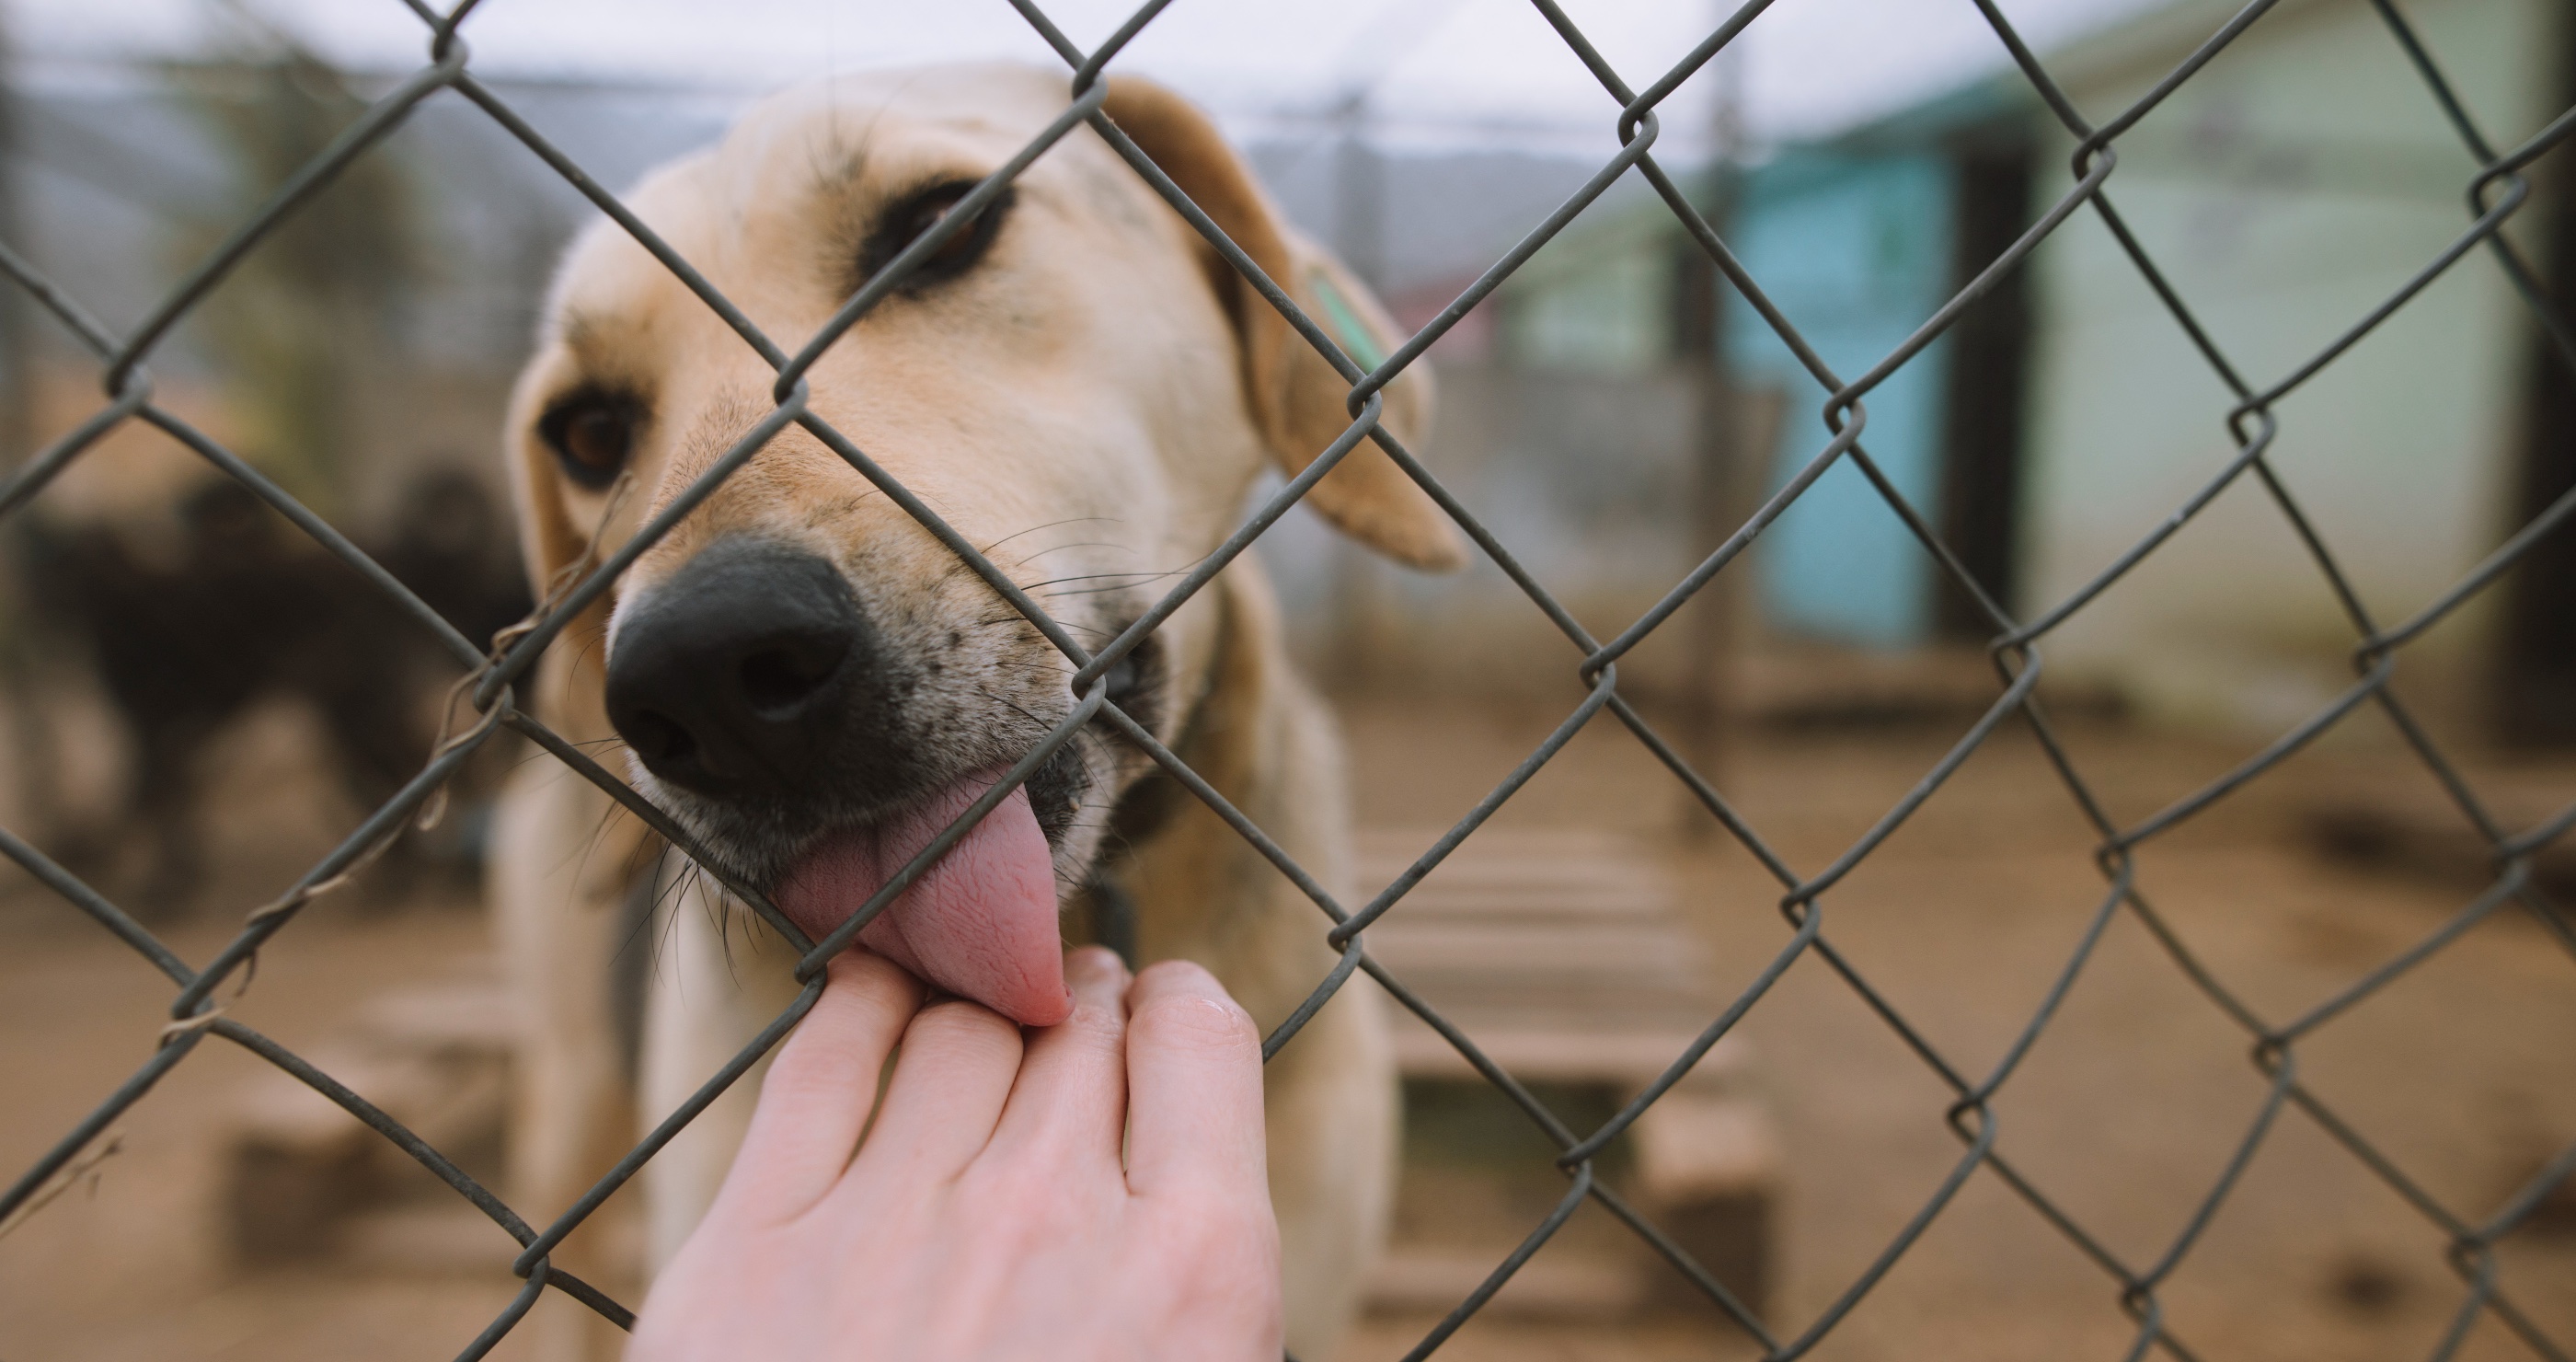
xmin=1382 ymin=0 xmax=2576 ymax=743
xmin=6 ymin=0 xmax=2570 ymax=790
xmin=0 ymin=0 xmax=2571 ymax=1359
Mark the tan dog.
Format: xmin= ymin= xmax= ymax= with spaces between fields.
xmin=488 ymin=64 xmax=1462 ymax=1357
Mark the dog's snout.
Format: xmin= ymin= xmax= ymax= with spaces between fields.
xmin=604 ymin=540 xmax=883 ymax=800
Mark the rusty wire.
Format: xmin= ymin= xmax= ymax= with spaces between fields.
xmin=2 ymin=0 xmax=2574 ymax=1358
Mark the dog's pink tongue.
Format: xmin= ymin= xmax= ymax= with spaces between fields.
xmin=774 ymin=775 xmax=1070 ymax=1027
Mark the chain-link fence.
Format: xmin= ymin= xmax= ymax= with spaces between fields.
xmin=3 ymin=0 xmax=2574 ymax=1357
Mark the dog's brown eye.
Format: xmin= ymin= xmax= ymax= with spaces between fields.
xmin=859 ymin=180 xmax=1013 ymax=292
xmin=910 ymin=190 xmax=976 ymax=264
xmin=538 ymin=389 xmax=643 ymax=490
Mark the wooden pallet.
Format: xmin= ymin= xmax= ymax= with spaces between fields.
xmin=215 ymin=830 xmax=1780 ymax=1318
xmin=1357 ymin=827 xmax=1777 ymax=1319
xmin=219 ymin=967 xmax=514 ymax=1266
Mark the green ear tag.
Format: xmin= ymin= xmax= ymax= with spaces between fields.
xmin=1308 ymin=267 xmax=1388 ymax=372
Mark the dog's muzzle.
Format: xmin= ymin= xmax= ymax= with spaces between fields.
xmin=604 ymin=537 xmax=893 ymax=804
xmin=601 ymin=537 xmax=1074 ymax=1025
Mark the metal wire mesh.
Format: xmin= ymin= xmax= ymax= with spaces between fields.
xmin=2 ymin=0 xmax=2573 ymax=1357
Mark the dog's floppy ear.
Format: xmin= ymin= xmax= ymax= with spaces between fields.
xmin=1100 ymin=75 xmax=1465 ymax=572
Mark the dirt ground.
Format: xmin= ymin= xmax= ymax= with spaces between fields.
xmin=2 ymin=691 xmax=2572 ymax=1361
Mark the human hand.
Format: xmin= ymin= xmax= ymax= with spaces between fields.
xmin=625 ymin=946 xmax=1282 ymax=1362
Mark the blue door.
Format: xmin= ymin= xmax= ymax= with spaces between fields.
xmin=1727 ymin=151 xmax=1958 ymax=648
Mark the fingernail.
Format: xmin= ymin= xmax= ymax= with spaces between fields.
xmin=1066 ymin=945 xmax=1128 ymax=991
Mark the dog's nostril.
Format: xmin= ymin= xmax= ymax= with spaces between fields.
xmin=624 ymin=710 xmax=696 ymax=767
xmin=603 ymin=541 xmax=872 ymax=798
xmin=739 ymin=640 xmax=845 ymax=718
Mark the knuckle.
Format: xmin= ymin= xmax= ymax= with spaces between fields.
xmin=839 ymin=949 xmax=924 ymax=1001
xmin=1062 ymin=994 xmax=1126 ymax=1043
xmin=963 ymin=1162 xmax=1052 ymax=1216
xmin=828 ymin=961 xmax=922 ymax=1032
xmin=960 ymin=1163 xmax=1095 ymax=1241
xmin=908 ymin=998 xmax=1021 ymax=1056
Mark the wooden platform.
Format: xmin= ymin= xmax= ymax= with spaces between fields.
xmin=1357 ymin=828 xmax=1777 ymax=1319
xmin=213 ymin=830 xmax=1779 ymax=1318
xmin=1359 ymin=828 xmax=1747 ymax=1088
xmin=220 ymin=966 xmax=514 ymax=1265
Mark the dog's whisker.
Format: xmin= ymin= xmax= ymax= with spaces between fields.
xmin=1018 ymin=564 xmax=1186 ymax=590
xmin=978 ymin=516 xmax=1121 ymax=559
xmin=562 ymin=787 xmax=638 ymax=890
xmin=1001 ymin=539 xmax=1136 ymax=567
xmin=1022 ymin=572 xmax=1176 ymax=594
xmin=701 ymin=863 xmax=753 ymax=984
xmin=650 ymin=859 xmax=696 ymax=987
xmin=493 ymin=70 xmax=1420 ymax=1338
xmin=1041 ymin=583 xmax=1178 ymax=601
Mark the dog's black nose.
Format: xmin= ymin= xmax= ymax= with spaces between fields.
xmin=605 ymin=539 xmax=883 ymax=800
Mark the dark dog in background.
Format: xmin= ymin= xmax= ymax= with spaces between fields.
xmin=9 ymin=467 xmax=531 ymax=913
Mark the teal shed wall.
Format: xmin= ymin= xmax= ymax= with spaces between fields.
xmin=1728 ymin=151 xmax=1960 ymax=648
xmin=2018 ymin=0 xmax=2561 ymax=730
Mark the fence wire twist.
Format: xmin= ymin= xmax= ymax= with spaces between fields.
xmin=2 ymin=0 xmax=2574 ymax=1357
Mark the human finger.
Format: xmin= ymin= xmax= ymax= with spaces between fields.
xmin=851 ymin=995 xmax=1026 ymax=1181
xmin=718 ymin=950 xmax=922 ymax=1218
xmin=984 ymin=947 xmax=1131 ymax=1168
xmin=1121 ymin=960 xmax=1267 ymax=1200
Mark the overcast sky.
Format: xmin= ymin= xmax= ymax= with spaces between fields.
xmin=7 ymin=0 xmax=2169 ymax=152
